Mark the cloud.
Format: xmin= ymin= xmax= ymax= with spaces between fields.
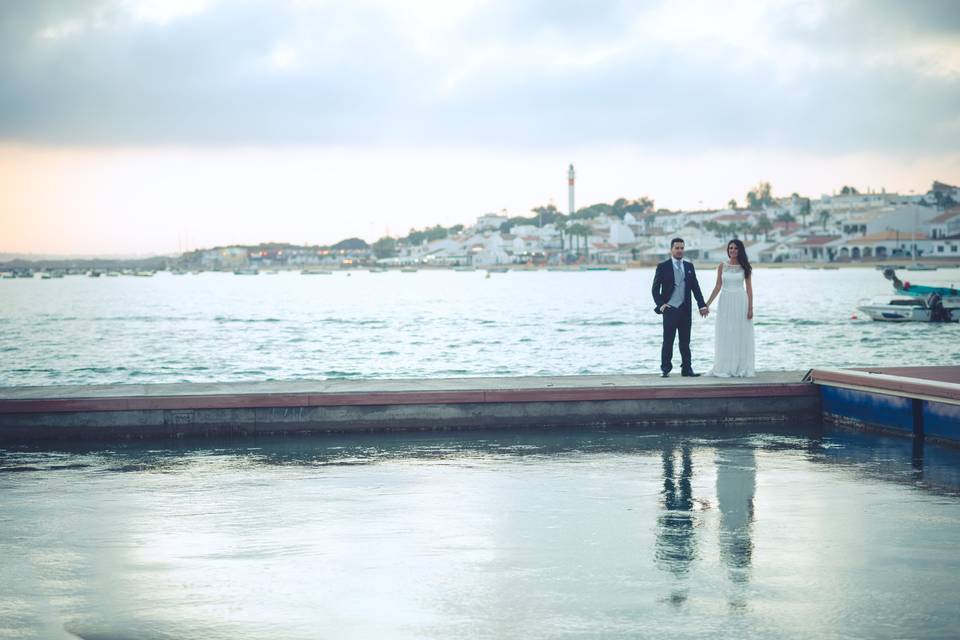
xmin=0 ymin=0 xmax=957 ymax=152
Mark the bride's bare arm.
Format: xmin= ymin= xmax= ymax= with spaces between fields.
xmin=705 ymin=263 xmax=722 ymax=307
xmin=746 ymin=271 xmax=753 ymax=319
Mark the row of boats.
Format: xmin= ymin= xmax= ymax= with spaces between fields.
xmin=4 ymin=265 xmax=632 ymax=279
xmin=2 ymin=269 xmax=158 ymax=279
xmin=234 ymin=265 xmax=628 ymax=276
xmin=857 ymin=268 xmax=959 ymax=322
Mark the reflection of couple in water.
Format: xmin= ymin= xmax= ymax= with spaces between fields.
xmin=655 ymin=443 xmax=756 ymax=606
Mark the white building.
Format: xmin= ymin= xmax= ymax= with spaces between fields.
xmin=865 ymin=204 xmax=941 ymax=235
xmin=470 ymin=234 xmax=511 ymax=266
xmin=929 ymin=209 xmax=960 ymax=239
xmin=474 ymin=213 xmax=509 ymax=231
xmin=608 ymin=219 xmax=637 ymax=244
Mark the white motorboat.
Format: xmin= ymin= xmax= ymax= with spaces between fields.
xmin=858 ymin=295 xmax=960 ymax=322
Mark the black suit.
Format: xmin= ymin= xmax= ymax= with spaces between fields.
xmin=651 ymin=259 xmax=706 ymax=374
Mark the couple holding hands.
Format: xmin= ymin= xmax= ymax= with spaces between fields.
xmin=652 ymin=237 xmax=755 ymax=378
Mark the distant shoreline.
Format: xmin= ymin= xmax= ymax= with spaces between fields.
xmin=3 ymin=261 xmax=960 ymax=276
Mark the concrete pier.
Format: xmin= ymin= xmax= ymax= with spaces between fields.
xmin=0 ymin=372 xmax=816 ymax=442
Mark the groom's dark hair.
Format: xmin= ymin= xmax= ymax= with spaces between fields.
xmin=670 ymin=237 xmax=684 ymax=247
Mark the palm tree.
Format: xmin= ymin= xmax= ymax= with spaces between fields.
xmin=755 ymin=214 xmax=773 ymax=241
xmin=800 ymin=198 xmax=811 ymax=228
xmin=818 ymin=210 xmax=831 ymax=230
xmin=567 ymin=223 xmax=590 ymax=261
xmin=555 ymin=219 xmax=568 ymax=263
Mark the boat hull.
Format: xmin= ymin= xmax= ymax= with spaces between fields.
xmin=858 ymin=304 xmax=960 ymax=322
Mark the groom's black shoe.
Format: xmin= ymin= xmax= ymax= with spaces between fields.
xmin=661 ymin=371 xmax=670 ymax=378
xmin=681 ymin=370 xmax=700 ymax=377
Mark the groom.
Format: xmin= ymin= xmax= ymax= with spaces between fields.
xmin=651 ymin=238 xmax=708 ymax=377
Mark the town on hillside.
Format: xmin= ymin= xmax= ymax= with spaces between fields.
xmin=174 ymin=179 xmax=959 ymax=271
xmin=4 ymin=178 xmax=959 ymax=275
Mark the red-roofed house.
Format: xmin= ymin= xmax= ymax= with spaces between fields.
xmin=711 ymin=213 xmax=753 ymax=223
xmin=842 ymin=231 xmax=928 ymax=259
xmin=791 ymin=235 xmax=843 ymax=261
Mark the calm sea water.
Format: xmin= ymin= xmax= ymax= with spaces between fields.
xmin=2 ymin=267 xmax=959 ymax=387
xmin=1 ymin=426 xmax=958 ymax=639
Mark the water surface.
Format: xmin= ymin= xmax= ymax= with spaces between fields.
xmin=2 ymin=267 xmax=958 ymax=386
xmin=2 ymin=426 xmax=959 ymax=639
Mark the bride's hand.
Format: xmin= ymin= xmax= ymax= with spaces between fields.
xmin=747 ymin=309 xmax=753 ymax=320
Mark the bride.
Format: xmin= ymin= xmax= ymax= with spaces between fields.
xmin=704 ymin=239 xmax=755 ymax=377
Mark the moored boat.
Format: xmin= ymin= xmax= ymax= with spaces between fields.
xmin=883 ymin=268 xmax=958 ymax=297
xmin=857 ymin=295 xmax=959 ymax=322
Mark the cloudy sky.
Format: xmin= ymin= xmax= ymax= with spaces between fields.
xmin=1 ymin=0 xmax=958 ymax=255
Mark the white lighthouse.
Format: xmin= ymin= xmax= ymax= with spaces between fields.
xmin=568 ymin=163 xmax=575 ymax=216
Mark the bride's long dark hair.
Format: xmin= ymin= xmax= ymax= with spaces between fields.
xmin=728 ymin=239 xmax=752 ymax=279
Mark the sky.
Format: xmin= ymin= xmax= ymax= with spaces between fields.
xmin=1 ymin=0 xmax=959 ymax=256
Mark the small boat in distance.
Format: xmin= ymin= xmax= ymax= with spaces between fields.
xmin=906 ymin=263 xmax=938 ymax=271
xmin=399 ymin=267 xmax=418 ymax=273
xmin=486 ymin=267 xmax=509 ymax=273
xmin=233 ymin=268 xmax=259 ymax=275
xmin=858 ymin=295 xmax=959 ymax=322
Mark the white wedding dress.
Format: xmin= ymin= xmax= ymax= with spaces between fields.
xmin=709 ymin=263 xmax=755 ymax=377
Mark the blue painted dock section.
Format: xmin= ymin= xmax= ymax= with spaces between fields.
xmin=809 ymin=366 xmax=960 ymax=446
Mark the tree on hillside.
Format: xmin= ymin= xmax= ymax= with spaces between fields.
xmin=840 ymin=185 xmax=860 ymax=195
xmin=373 ymin=236 xmax=397 ymax=259
xmin=933 ymin=191 xmax=958 ymax=209
xmin=615 ymin=196 xmax=655 ymax=218
xmin=746 ymin=181 xmax=774 ymax=210
xmin=570 ymin=196 xmax=654 ymax=222
xmin=728 ymin=198 xmax=737 ymax=209
xmin=776 ymin=211 xmax=796 ymax=224
xmin=573 ymin=202 xmax=614 ymax=220
xmin=331 ymin=237 xmax=369 ymax=251
xmin=531 ymin=203 xmax=560 ymax=227
xmin=405 ymin=224 xmax=449 ymax=246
